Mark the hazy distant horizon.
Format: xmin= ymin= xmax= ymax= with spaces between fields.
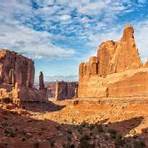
xmin=35 ymin=75 xmax=78 ymax=83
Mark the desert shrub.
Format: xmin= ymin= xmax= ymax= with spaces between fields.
xmin=108 ymin=128 xmax=117 ymax=139
xmin=1 ymin=122 xmax=8 ymax=127
xmin=67 ymin=136 xmax=72 ymax=142
xmin=114 ymin=137 xmax=125 ymax=148
xmin=2 ymin=97 xmax=12 ymax=104
xmin=80 ymin=121 xmax=89 ymax=128
xmin=87 ymin=124 xmax=94 ymax=131
xmin=97 ymin=124 xmax=104 ymax=133
xmin=21 ymin=137 xmax=26 ymax=142
xmin=50 ymin=140 xmax=55 ymax=147
xmin=70 ymin=144 xmax=75 ymax=148
xmin=4 ymin=128 xmax=16 ymax=137
xmin=73 ymin=100 xmax=79 ymax=105
xmin=67 ymin=129 xmax=72 ymax=135
xmin=79 ymin=135 xmax=93 ymax=148
xmin=132 ymin=140 xmax=145 ymax=148
xmin=34 ymin=142 xmax=39 ymax=148
xmin=63 ymin=143 xmax=75 ymax=148
xmin=55 ymin=125 xmax=61 ymax=130
xmin=77 ymin=127 xmax=83 ymax=134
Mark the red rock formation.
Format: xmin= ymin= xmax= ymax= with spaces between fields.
xmin=79 ymin=56 xmax=98 ymax=80
xmin=97 ymin=25 xmax=142 ymax=77
xmin=0 ymin=49 xmax=47 ymax=103
xmin=97 ymin=40 xmax=117 ymax=77
xmin=55 ymin=81 xmax=78 ymax=100
xmin=78 ymin=25 xmax=148 ymax=98
xmin=47 ymin=82 xmax=56 ymax=98
xmin=0 ymin=50 xmax=35 ymax=87
xmin=108 ymin=71 xmax=148 ymax=97
xmin=39 ymin=71 xmax=45 ymax=90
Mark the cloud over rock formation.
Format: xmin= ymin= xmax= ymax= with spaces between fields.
xmin=78 ymin=25 xmax=148 ymax=98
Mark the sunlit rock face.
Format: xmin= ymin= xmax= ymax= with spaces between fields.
xmin=0 ymin=49 xmax=47 ymax=104
xmin=78 ymin=25 xmax=148 ymax=98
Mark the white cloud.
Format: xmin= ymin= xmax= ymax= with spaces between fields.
xmin=135 ymin=20 xmax=148 ymax=61
xmin=79 ymin=2 xmax=107 ymax=15
xmin=0 ymin=0 xmax=76 ymax=59
xmin=86 ymin=27 xmax=121 ymax=50
xmin=0 ymin=21 xmax=75 ymax=59
xmin=0 ymin=0 xmax=147 ymax=62
xmin=60 ymin=15 xmax=71 ymax=21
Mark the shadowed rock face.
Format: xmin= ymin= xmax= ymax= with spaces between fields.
xmin=0 ymin=50 xmax=34 ymax=87
xmin=78 ymin=25 xmax=148 ymax=98
xmin=0 ymin=49 xmax=47 ymax=103
xmin=55 ymin=81 xmax=78 ymax=100
xmin=39 ymin=71 xmax=45 ymax=90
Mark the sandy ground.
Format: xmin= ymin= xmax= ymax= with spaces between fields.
xmin=0 ymin=97 xmax=148 ymax=147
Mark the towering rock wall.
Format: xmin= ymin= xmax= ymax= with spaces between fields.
xmin=47 ymin=82 xmax=56 ymax=98
xmin=0 ymin=50 xmax=34 ymax=87
xmin=78 ymin=25 xmax=148 ymax=98
xmin=0 ymin=49 xmax=47 ymax=103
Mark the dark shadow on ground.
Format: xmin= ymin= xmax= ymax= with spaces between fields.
xmin=20 ymin=101 xmax=66 ymax=112
xmin=0 ymin=107 xmax=147 ymax=148
xmin=107 ymin=116 xmax=144 ymax=136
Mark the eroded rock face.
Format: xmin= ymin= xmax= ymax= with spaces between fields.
xmin=47 ymin=82 xmax=56 ymax=98
xmin=0 ymin=49 xmax=47 ymax=103
xmin=39 ymin=71 xmax=45 ymax=90
xmin=80 ymin=25 xmax=142 ymax=79
xmin=0 ymin=50 xmax=34 ymax=87
xmin=78 ymin=25 xmax=148 ymax=98
xmin=55 ymin=81 xmax=78 ymax=100
xmin=110 ymin=25 xmax=142 ymax=73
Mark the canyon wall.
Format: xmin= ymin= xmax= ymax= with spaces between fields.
xmin=78 ymin=25 xmax=148 ymax=98
xmin=47 ymin=82 xmax=56 ymax=98
xmin=55 ymin=81 xmax=78 ymax=100
xmin=0 ymin=50 xmax=34 ymax=87
xmin=0 ymin=49 xmax=47 ymax=104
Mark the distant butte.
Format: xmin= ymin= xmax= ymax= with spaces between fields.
xmin=78 ymin=25 xmax=148 ymax=98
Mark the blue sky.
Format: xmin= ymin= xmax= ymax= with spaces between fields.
xmin=0 ymin=0 xmax=148 ymax=81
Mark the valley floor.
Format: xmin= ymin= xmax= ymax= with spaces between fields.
xmin=0 ymin=97 xmax=148 ymax=148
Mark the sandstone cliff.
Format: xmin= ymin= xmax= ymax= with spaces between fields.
xmin=0 ymin=49 xmax=47 ymax=103
xmin=55 ymin=81 xmax=78 ymax=100
xmin=78 ymin=25 xmax=148 ymax=98
xmin=0 ymin=49 xmax=34 ymax=87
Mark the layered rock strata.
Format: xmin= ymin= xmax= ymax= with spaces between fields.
xmin=0 ymin=49 xmax=47 ymax=103
xmin=78 ymin=25 xmax=148 ymax=98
